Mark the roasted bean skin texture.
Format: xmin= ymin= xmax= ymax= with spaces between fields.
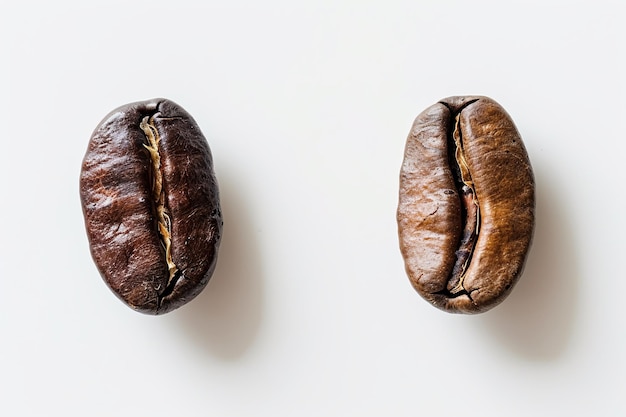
xmin=397 ymin=96 xmax=534 ymax=314
xmin=80 ymin=99 xmax=222 ymax=314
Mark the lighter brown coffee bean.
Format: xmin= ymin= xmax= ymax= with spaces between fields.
xmin=397 ymin=96 xmax=534 ymax=313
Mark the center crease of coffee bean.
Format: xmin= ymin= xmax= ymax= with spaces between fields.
xmin=437 ymin=101 xmax=481 ymax=299
xmin=140 ymin=115 xmax=181 ymax=302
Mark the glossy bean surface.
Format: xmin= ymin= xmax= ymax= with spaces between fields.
xmin=80 ymin=99 xmax=222 ymax=314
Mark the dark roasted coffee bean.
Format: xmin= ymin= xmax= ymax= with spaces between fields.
xmin=80 ymin=99 xmax=222 ymax=314
xmin=397 ymin=96 xmax=534 ymax=314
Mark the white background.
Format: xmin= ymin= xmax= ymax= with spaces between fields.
xmin=1 ymin=1 xmax=624 ymax=416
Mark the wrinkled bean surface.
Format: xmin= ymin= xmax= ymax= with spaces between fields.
xmin=397 ymin=96 xmax=534 ymax=313
xmin=80 ymin=99 xmax=222 ymax=314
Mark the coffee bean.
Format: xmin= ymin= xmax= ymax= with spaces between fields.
xmin=80 ymin=99 xmax=222 ymax=314
xmin=397 ymin=96 xmax=534 ymax=313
